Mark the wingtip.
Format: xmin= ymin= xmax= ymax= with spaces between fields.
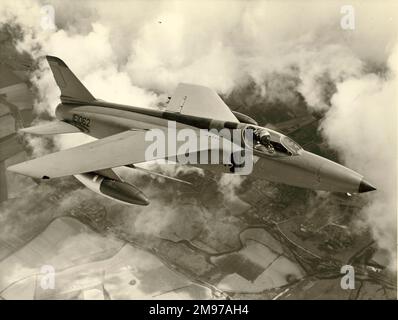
xmin=6 ymin=162 xmax=45 ymax=179
xmin=45 ymin=55 xmax=67 ymax=67
xmin=18 ymin=127 xmax=32 ymax=134
xmin=6 ymin=163 xmax=24 ymax=175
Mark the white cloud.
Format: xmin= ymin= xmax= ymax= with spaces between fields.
xmin=321 ymin=44 xmax=398 ymax=270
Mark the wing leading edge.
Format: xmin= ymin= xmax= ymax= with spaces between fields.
xmin=7 ymin=129 xmax=222 ymax=179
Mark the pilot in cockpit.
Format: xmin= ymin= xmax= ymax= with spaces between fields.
xmin=254 ymin=128 xmax=275 ymax=153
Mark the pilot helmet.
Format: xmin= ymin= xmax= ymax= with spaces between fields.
xmin=257 ymin=129 xmax=271 ymax=145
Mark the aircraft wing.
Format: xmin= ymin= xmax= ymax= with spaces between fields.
xmin=7 ymin=128 xmax=221 ymax=179
xmin=167 ymin=83 xmax=239 ymax=123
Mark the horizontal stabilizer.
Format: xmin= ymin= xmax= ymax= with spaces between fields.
xmin=19 ymin=121 xmax=81 ymax=135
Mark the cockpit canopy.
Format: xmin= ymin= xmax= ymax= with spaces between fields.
xmin=243 ymin=125 xmax=303 ymax=157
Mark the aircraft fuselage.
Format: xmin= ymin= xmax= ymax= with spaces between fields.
xmin=55 ymin=101 xmax=375 ymax=194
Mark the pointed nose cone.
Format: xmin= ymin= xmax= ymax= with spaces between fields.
xmin=297 ymin=151 xmax=377 ymax=194
xmin=358 ymin=179 xmax=377 ymax=193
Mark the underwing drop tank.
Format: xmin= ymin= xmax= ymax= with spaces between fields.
xmin=74 ymin=172 xmax=149 ymax=206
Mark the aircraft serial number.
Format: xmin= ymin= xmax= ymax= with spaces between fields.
xmin=72 ymin=114 xmax=90 ymax=128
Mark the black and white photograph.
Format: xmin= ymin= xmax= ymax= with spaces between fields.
xmin=0 ymin=0 xmax=396 ymax=303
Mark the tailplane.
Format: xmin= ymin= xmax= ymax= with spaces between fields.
xmin=46 ymin=55 xmax=95 ymax=104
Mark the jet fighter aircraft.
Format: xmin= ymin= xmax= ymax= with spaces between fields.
xmin=7 ymin=56 xmax=376 ymax=206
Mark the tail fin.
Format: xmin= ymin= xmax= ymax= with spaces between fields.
xmin=46 ymin=56 xmax=95 ymax=104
